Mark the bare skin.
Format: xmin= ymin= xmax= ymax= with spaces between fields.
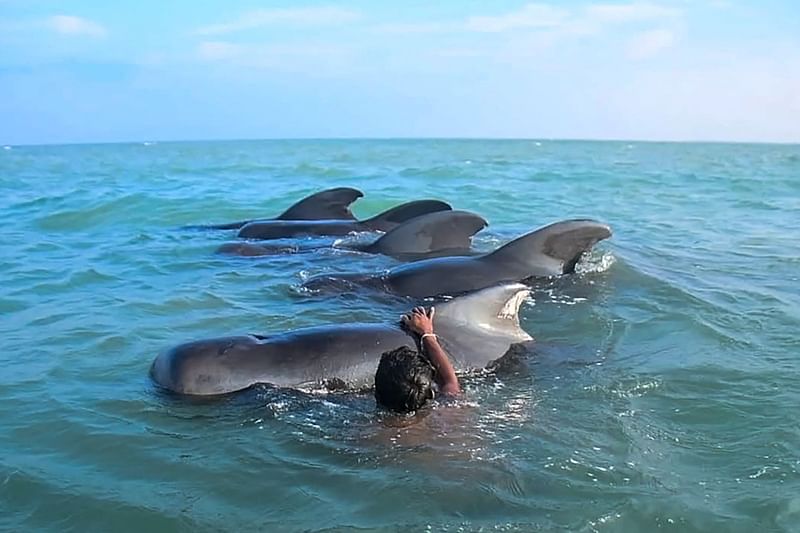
xmin=401 ymin=306 xmax=461 ymax=396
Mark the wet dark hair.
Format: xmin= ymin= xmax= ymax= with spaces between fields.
xmin=374 ymin=346 xmax=434 ymax=413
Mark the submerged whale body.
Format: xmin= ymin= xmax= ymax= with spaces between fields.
xmin=302 ymin=219 xmax=613 ymax=298
xmin=204 ymin=187 xmax=365 ymax=230
xmin=217 ymin=210 xmax=488 ymax=261
xmin=150 ymin=284 xmax=532 ymax=396
xmin=236 ymin=199 xmax=453 ymax=240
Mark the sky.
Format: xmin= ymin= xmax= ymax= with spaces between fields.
xmin=1 ymin=1 xmax=798 ymax=145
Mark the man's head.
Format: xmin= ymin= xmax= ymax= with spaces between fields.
xmin=374 ymin=346 xmax=434 ymax=413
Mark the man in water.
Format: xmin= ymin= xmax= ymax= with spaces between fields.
xmin=374 ymin=306 xmax=461 ymax=413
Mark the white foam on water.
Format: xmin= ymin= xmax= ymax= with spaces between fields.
xmin=576 ymin=251 xmax=616 ymax=274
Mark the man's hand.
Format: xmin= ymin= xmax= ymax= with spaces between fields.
xmin=403 ymin=306 xmax=461 ymax=395
xmin=401 ymin=306 xmax=435 ymax=336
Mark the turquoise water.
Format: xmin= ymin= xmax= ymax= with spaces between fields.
xmin=1 ymin=139 xmax=798 ymax=532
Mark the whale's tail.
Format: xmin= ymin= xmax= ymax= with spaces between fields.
xmin=436 ymin=283 xmax=532 ymax=341
xmin=202 ymin=187 xmax=364 ymax=230
xmin=363 ymin=200 xmax=452 ymax=231
xmin=363 ymin=210 xmax=487 ymax=259
xmin=433 ymin=283 xmax=533 ymax=369
xmin=482 ymin=219 xmax=612 ymax=278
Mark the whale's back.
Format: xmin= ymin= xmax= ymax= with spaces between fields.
xmin=151 ymin=325 xmax=414 ymax=396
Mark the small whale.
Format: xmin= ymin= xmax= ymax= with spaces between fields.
xmin=217 ymin=210 xmax=488 ymax=261
xmin=235 ymin=199 xmax=452 ymax=240
xmin=150 ymin=284 xmax=533 ymax=396
xmin=302 ymin=219 xmax=613 ymax=298
xmin=202 ymin=187 xmax=365 ymax=230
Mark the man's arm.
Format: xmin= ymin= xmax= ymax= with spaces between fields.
xmin=422 ymin=334 xmax=461 ymax=395
xmin=402 ymin=307 xmax=461 ymax=396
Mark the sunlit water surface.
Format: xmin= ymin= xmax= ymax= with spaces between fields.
xmin=1 ymin=140 xmax=798 ymax=531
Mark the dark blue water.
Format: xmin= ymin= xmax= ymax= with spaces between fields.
xmin=1 ymin=140 xmax=798 ymax=531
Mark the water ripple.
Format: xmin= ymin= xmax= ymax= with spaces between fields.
xmin=1 ymin=140 xmax=799 ymax=532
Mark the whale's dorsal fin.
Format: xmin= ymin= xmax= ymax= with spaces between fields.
xmin=277 ymin=187 xmax=363 ymax=221
xmin=435 ymin=283 xmax=532 ymax=342
xmin=482 ymin=219 xmax=612 ymax=277
xmin=364 ymin=210 xmax=487 ymax=258
xmin=363 ymin=200 xmax=452 ymax=231
xmin=202 ymin=187 xmax=363 ymax=229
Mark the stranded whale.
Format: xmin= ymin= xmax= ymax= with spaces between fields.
xmin=236 ymin=199 xmax=453 ymax=240
xmin=203 ymin=187 xmax=365 ymax=230
xmin=302 ymin=219 xmax=612 ymax=298
xmin=216 ymin=210 xmax=488 ymax=261
xmin=150 ymin=284 xmax=532 ymax=396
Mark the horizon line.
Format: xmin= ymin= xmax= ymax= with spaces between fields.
xmin=3 ymin=135 xmax=799 ymax=149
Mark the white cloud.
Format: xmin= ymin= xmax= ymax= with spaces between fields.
xmin=46 ymin=15 xmax=107 ymax=38
xmin=465 ymin=4 xmax=569 ymax=32
xmin=604 ymin=57 xmax=800 ymax=141
xmin=627 ymin=28 xmax=675 ymax=59
xmin=373 ymin=3 xmax=682 ymax=38
xmin=194 ymin=40 xmax=353 ymax=74
xmin=372 ymin=22 xmax=456 ymax=34
xmin=197 ymin=41 xmax=242 ymax=61
xmin=584 ymin=3 xmax=681 ymax=24
xmin=195 ymin=7 xmax=361 ymax=36
xmin=708 ymin=0 xmax=732 ymax=8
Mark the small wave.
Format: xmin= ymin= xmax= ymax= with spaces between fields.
xmin=32 ymin=267 xmax=120 ymax=293
xmin=296 ymin=269 xmax=313 ymax=282
xmin=398 ymin=165 xmax=466 ymax=179
xmin=0 ymin=298 xmax=27 ymax=313
xmin=534 ymin=289 xmax=588 ymax=306
xmin=289 ymin=279 xmax=321 ymax=298
xmin=584 ymin=377 xmax=662 ymax=400
xmin=32 ymin=193 xmax=164 ymax=231
xmin=576 ymin=250 xmax=616 ymax=275
xmin=292 ymin=163 xmax=350 ymax=178
xmin=586 ymin=511 xmax=623 ymax=529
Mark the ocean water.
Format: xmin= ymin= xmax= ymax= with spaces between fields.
xmin=1 ymin=139 xmax=798 ymax=532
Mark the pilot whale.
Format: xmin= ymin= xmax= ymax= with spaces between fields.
xmin=203 ymin=187 xmax=365 ymax=230
xmin=301 ymin=219 xmax=612 ymax=298
xmin=216 ymin=210 xmax=488 ymax=261
xmin=150 ymin=284 xmax=532 ymax=396
xmin=236 ymin=199 xmax=453 ymax=240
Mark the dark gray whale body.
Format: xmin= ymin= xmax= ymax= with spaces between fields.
xmin=236 ymin=199 xmax=453 ymax=240
xmin=353 ymin=209 xmax=488 ymax=260
xmin=217 ymin=210 xmax=488 ymax=261
xmin=206 ymin=187 xmax=364 ymax=230
xmin=150 ymin=284 xmax=532 ymax=396
xmin=302 ymin=219 xmax=613 ymax=298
